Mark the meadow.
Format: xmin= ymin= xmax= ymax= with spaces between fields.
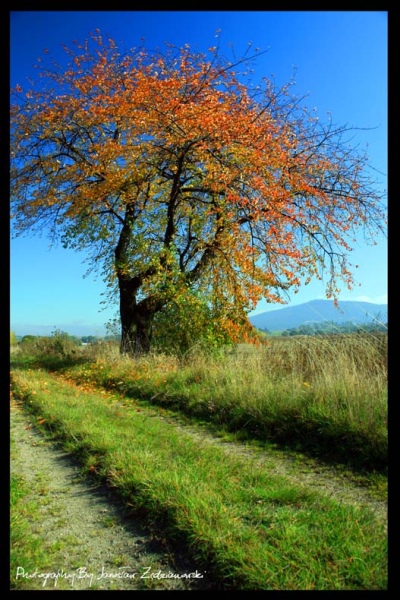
xmin=15 ymin=331 xmax=387 ymax=470
xmin=10 ymin=332 xmax=388 ymax=589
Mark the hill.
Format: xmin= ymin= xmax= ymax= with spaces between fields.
xmin=249 ymin=299 xmax=387 ymax=332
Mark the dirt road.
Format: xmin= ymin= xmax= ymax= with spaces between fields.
xmin=10 ymin=392 xmax=387 ymax=590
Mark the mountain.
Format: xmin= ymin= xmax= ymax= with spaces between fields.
xmin=249 ymin=299 xmax=388 ymax=332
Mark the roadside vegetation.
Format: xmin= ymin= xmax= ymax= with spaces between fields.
xmin=13 ymin=330 xmax=387 ymax=472
xmin=10 ymin=472 xmax=53 ymax=587
xmin=10 ymin=435 xmax=83 ymax=590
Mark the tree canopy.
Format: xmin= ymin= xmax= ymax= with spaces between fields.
xmin=11 ymin=30 xmax=387 ymax=354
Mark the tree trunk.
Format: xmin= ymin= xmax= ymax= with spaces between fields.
xmin=118 ymin=277 xmax=162 ymax=356
xmin=120 ymin=306 xmax=155 ymax=355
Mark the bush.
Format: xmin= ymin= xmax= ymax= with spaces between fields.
xmin=151 ymin=295 xmax=234 ymax=355
xmin=19 ymin=329 xmax=81 ymax=359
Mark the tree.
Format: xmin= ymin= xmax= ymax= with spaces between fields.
xmin=20 ymin=335 xmax=37 ymax=344
xmin=11 ymin=30 xmax=386 ymax=355
xmin=81 ymin=335 xmax=99 ymax=344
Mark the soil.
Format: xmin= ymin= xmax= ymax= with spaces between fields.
xmin=10 ymin=393 xmax=387 ymax=591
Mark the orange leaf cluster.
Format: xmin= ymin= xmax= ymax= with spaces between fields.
xmin=10 ymin=32 xmax=386 ymax=347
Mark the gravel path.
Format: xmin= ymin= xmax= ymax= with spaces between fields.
xmin=10 ymin=400 xmax=213 ymax=591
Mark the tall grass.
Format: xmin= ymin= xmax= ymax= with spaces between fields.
xmin=18 ymin=332 xmax=387 ymax=471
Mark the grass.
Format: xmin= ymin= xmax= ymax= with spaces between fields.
xmin=10 ymin=365 xmax=387 ymax=590
xmin=10 ymin=473 xmax=48 ymax=586
xmin=10 ymin=427 xmax=49 ymax=589
xmin=10 ymin=422 xmax=90 ymax=590
xmin=10 ymin=472 xmax=85 ymax=590
xmin=19 ymin=332 xmax=387 ymax=472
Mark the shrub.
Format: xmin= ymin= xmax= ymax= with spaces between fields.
xmin=19 ymin=329 xmax=81 ymax=359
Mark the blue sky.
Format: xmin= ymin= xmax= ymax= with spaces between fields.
xmin=10 ymin=10 xmax=388 ymax=336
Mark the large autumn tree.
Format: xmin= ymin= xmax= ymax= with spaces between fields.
xmin=11 ymin=31 xmax=386 ymax=354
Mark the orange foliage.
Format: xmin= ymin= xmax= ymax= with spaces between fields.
xmin=10 ymin=31 xmax=386 ymax=350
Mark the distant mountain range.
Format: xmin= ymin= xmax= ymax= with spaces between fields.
xmin=249 ymin=299 xmax=388 ymax=332
xmin=12 ymin=299 xmax=387 ymax=338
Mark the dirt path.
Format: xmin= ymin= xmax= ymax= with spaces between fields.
xmin=10 ymin=388 xmax=387 ymax=590
xmin=10 ymin=400 xmax=213 ymax=591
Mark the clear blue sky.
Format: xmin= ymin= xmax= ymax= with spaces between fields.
xmin=10 ymin=10 xmax=388 ymax=336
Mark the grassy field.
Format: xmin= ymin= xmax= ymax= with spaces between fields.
xmin=16 ymin=332 xmax=387 ymax=471
xmin=10 ymin=333 xmax=387 ymax=589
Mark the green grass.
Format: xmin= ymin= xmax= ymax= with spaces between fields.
xmin=10 ymin=422 xmax=53 ymax=589
xmin=10 ymin=426 xmax=90 ymax=591
xmin=10 ymin=367 xmax=387 ymax=590
xmin=10 ymin=474 xmax=47 ymax=586
xmin=10 ymin=471 xmax=81 ymax=590
xmin=20 ymin=332 xmax=386 ymax=472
